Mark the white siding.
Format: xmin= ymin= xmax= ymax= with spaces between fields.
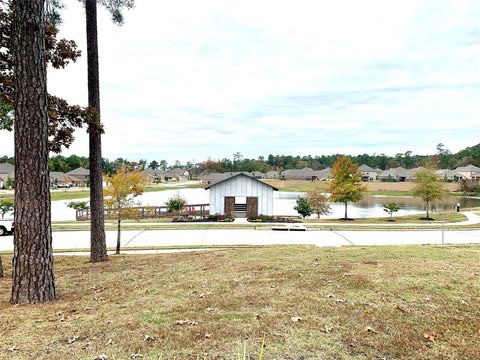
xmin=209 ymin=175 xmax=274 ymax=215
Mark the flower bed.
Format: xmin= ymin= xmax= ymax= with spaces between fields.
xmin=247 ymin=215 xmax=300 ymax=223
xmin=171 ymin=214 xmax=234 ymax=223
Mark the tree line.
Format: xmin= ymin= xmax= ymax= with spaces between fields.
xmin=2 ymin=142 xmax=478 ymax=177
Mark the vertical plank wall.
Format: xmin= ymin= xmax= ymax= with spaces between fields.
xmin=208 ymin=175 xmax=274 ymax=215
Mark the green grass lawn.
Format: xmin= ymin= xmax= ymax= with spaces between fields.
xmin=302 ymin=211 xmax=467 ymax=224
xmin=1 ymin=245 xmax=479 ymax=359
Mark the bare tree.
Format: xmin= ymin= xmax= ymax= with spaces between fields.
xmin=11 ymin=0 xmax=56 ymax=303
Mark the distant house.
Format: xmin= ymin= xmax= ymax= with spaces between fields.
xmin=313 ymin=167 xmax=332 ymax=181
xmin=0 ymin=163 xmax=15 ymax=189
xmin=358 ymin=164 xmax=377 ymax=182
xmin=436 ymin=169 xmax=466 ymax=182
xmin=250 ymin=171 xmax=266 ymax=179
xmin=200 ymin=172 xmax=226 ymax=185
xmin=50 ymin=172 xmax=82 ymax=187
xmin=165 ymin=168 xmax=189 ymax=181
xmin=472 ymin=172 xmax=480 ymax=181
xmin=265 ymin=171 xmax=280 ymax=179
xmin=406 ymin=167 xmax=426 ymax=181
xmin=455 ymin=165 xmax=480 ymax=179
xmin=281 ymin=167 xmax=316 ymax=180
xmin=225 ymin=171 xmax=253 ymax=178
xmin=205 ymin=173 xmax=278 ymax=217
xmin=378 ymin=167 xmax=410 ymax=182
xmin=141 ymin=168 xmax=165 ymax=183
xmin=67 ymin=167 xmax=90 ymax=187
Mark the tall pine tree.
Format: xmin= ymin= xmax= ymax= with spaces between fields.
xmin=11 ymin=0 xmax=56 ymax=304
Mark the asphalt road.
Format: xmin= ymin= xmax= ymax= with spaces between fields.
xmin=1 ymin=228 xmax=479 ymax=252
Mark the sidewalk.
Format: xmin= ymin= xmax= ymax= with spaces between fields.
xmin=54 ymin=211 xmax=480 ymax=228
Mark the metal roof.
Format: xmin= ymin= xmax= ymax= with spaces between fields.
xmin=204 ymin=172 xmax=278 ymax=191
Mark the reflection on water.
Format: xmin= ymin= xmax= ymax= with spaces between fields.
xmin=51 ymin=188 xmax=480 ymax=221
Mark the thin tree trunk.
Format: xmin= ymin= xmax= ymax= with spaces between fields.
xmin=426 ymin=200 xmax=429 ymax=219
xmin=0 ymin=256 xmax=4 ymax=278
xmin=116 ymin=214 xmax=121 ymax=254
xmin=11 ymin=0 xmax=56 ymax=303
xmin=86 ymin=0 xmax=108 ymax=262
xmin=344 ymin=202 xmax=348 ymax=219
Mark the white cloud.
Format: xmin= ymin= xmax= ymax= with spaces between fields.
xmin=1 ymin=0 xmax=479 ymax=162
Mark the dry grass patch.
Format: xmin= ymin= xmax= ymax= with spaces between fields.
xmin=261 ymin=180 xmax=460 ymax=195
xmin=1 ymin=245 xmax=480 ymax=359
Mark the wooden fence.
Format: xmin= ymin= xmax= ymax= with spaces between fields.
xmin=76 ymin=204 xmax=210 ymax=221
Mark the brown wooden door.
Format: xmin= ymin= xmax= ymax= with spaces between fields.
xmin=246 ymin=197 xmax=258 ymax=218
xmin=224 ymin=197 xmax=235 ymax=216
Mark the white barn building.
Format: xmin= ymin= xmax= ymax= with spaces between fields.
xmin=205 ymin=173 xmax=278 ymax=217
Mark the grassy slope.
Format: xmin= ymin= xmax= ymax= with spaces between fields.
xmin=1 ymin=245 xmax=479 ymax=359
xmin=261 ymin=179 xmax=460 ymax=195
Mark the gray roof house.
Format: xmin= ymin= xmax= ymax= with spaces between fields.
xmin=141 ymin=168 xmax=166 ymax=182
xmin=378 ymin=167 xmax=410 ymax=182
xmin=50 ymin=172 xmax=82 ymax=185
xmin=358 ymin=164 xmax=378 ymax=182
xmin=0 ymin=163 xmax=15 ymax=189
xmin=67 ymin=167 xmax=90 ymax=176
xmin=165 ymin=168 xmax=189 ymax=181
xmin=0 ymin=163 xmax=14 ymax=174
xmin=265 ymin=171 xmax=280 ymax=179
xmin=200 ymin=172 xmax=226 ymax=185
xmin=436 ymin=169 xmax=466 ymax=182
xmin=281 ymin=167 xmax=316 ymax=180
xmin=455 ymin=165 xmax=480 ymax=179
xmin=67 ymin=167 xmax=90 ymax=186
xmin=313 ymin=168 xmax=332 ymax=181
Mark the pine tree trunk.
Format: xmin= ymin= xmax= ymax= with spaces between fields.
xmin=86 ymin=0 xmax=108 ymax=262
xmin=116 ymin=215 xmax=121 ymax=254
xmin=11 ymin=0 xmax=56 ymax=304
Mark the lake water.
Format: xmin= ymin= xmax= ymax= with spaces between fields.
xmin=51 ymin=188 xmax=480 ymax=221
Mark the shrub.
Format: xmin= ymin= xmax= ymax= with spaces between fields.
xmin=166 ymin=196 xmax=186 ymax=213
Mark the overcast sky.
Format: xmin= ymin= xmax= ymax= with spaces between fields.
xmin=1 ymin=0 xmax=479 ymax=163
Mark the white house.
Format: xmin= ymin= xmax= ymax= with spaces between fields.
xmin=455 ymin=165 xmax=480 ymax=179
xmin=358 ymin=164 xmax=378 ymax=182
xmin=205 ymin=173 xmax=278 ymax=217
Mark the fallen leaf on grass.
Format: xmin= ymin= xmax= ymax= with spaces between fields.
xmin=130 ymin=352 xmax=143 ymax=359
xmin=144 ymin=335 xmax=155 ymax=342
xmin=8 ymin=346 xmax=18 ymax=352
xmin=207 ymin=307 xmax=214 ymax=312
xmin=291 ymin=316 xmax=304 ymax=322
xmin=423 ymin=332 xmax=439 ymax=342
xmin=66 ymin=336 xmax=79 ymax=344
xmin=175 ymin=320 xmax=198 ymax=326
xmin=460 ymin=300 xmax=468 ymax=306
xmin=255 ymin=314 xmax=261 ymax=320
xmin=94 ymin=354 xmax=108 ymax=360
xmin=364 ymin=326 xmax=377 ymax=333
xmin=321 ymin=325 xmax=332 ymax=333
xmin=204 ymin=333 xmax=212 ymax=339
xmin=395 ymin=305 xmax=410 ymax=314
xmin=105 ymin=339 xmax=113 ymax=346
